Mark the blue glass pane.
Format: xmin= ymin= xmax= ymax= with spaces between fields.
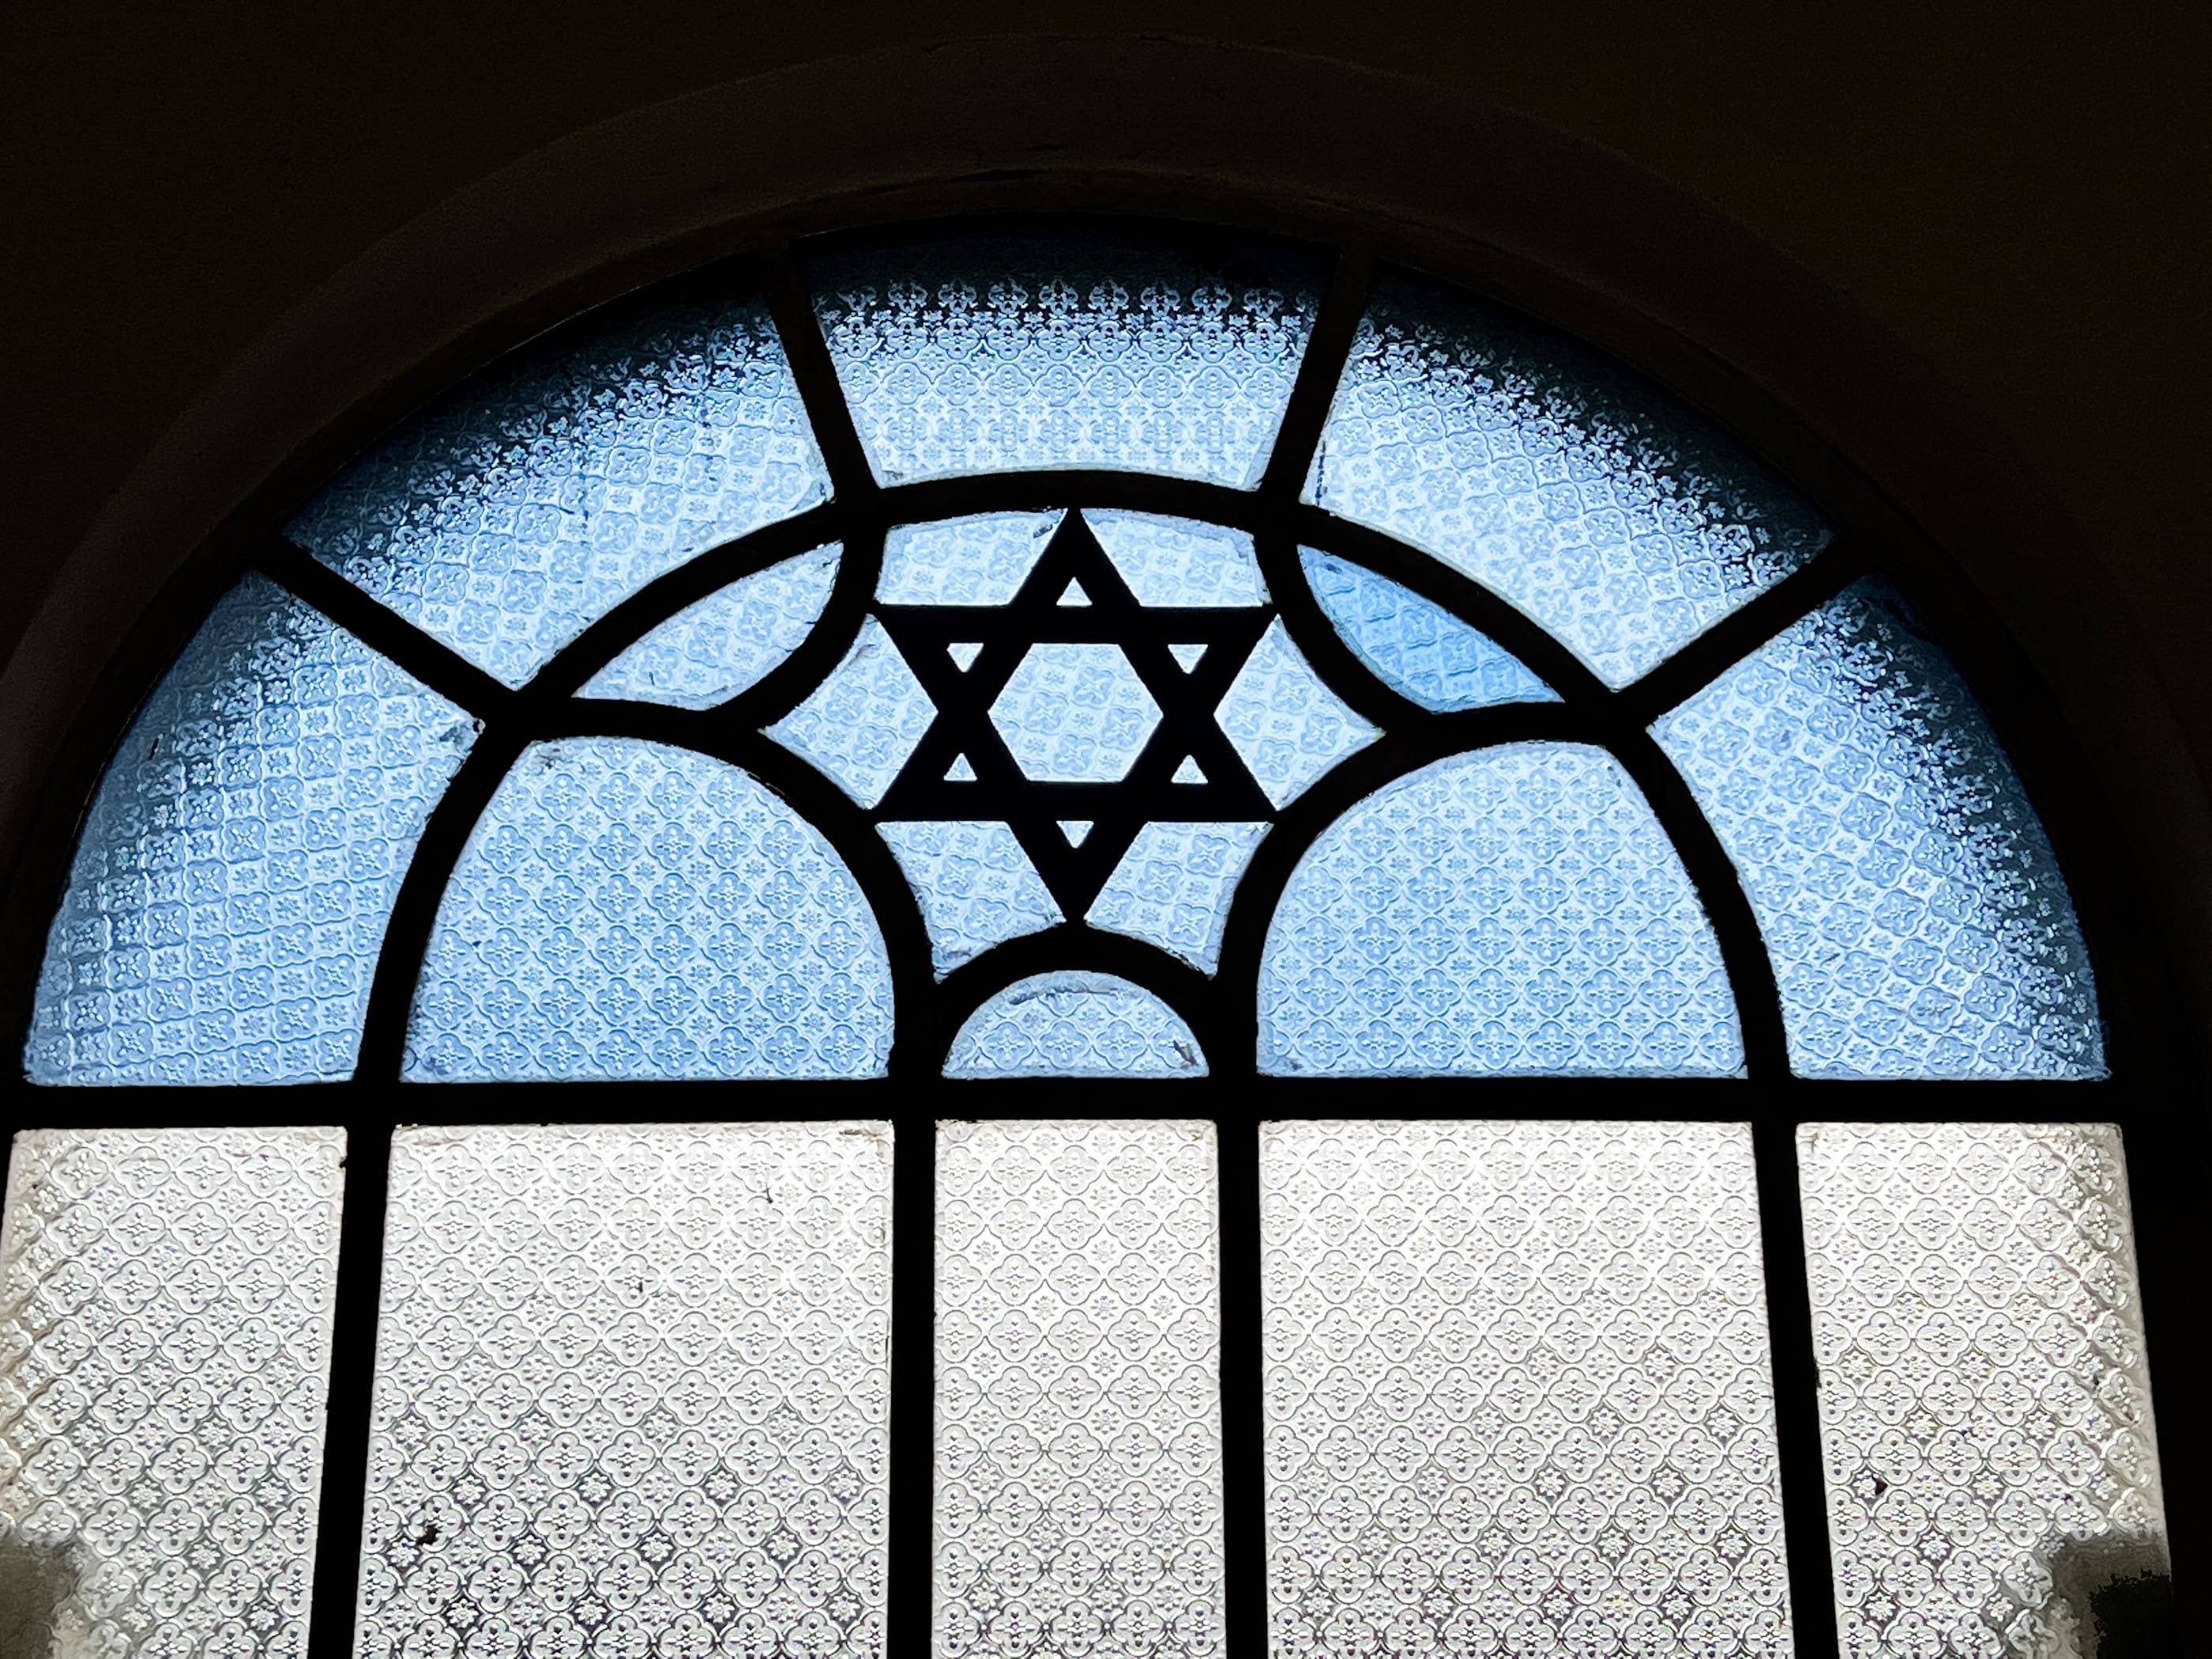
xmin=1656 ymin=581 xmax=2103 ymax=1077
xmin=1259 ymin=743 xmax=1743 ymax=1075
xmin=989 ymin=642 xmax=1163 ymax=783
xmin=1215 ymin=620 xmax=1379 ymax=807
xmin=1085 ymin=511 xmax=1266 ymax=606
xmin=944 ymin=972 xmax=1207 ymax=1078
xmin=766 ymin=619 xmax=935 ymax=807
xmin=404 ymin=738 xmax=892 ymax=1079
xmin=878 ymin=513 xmax=1062 ymax=604
xmin=1300 ymin=548 xmax=1557 ymax=711
xmin=1307 ymin=275 xmax=1832 ymax=687
xmin=28 ymin=576 xmax=479 ymax=1084
xmin=292 ymin=295 xmax=830 ymax=688
xmin=577 ymin=544 xmax=838 ymax=709
xmin=1087 ymin=821 xmax=1270 ymax=975
xmin=877 ymin=821 xmax=1062 ymax=976
xmin=813 ymin=231 xmax=1325 ymax=486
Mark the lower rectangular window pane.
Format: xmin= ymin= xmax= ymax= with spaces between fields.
xmin=1261 ymin=1120 xmax=1794 ymax=1657
xmin=0 ymin=1127 xmax=347 ymax=1659
xmin=935 ymin=1119 xmax=1224 ymax=1658
xmin=1798 ymin=1122 xmax=2170 ymax=1658
xmin=357 ymin=1123 xmax=892 ymax=1659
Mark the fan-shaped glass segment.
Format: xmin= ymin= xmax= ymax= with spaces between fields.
xmin=1656 ymin=580 xmax=2103 ymax=1078
xmin=1087 ymin=820 xmax=1270 ymax=975
xmin=879 ymin=513 xmax=1063 ymax=604
xmin=290 ymin=294 xmax=830 ymax=688
xmin=877 ymin=820 xmax=1062 ymax=976
xmin=404 ymin=738 xmax=893 ymax=1079
xmin=1301 ymin=547 xmax=1556 ymax=710
xmin=944 ymin=972 xmax=1206 ymax=1077
xmin=1260 ymin=743 xmax=1743 ymax=1075
xmin=577 ymin=543 xmax=839 ymax=709
xmin=27 ymin=575 xmax=479 ymax=1084
xmin=811 ymin=229 xmax=1325 ymax=486
xmin=1307 ymin=274 xmax=1832 ymax=687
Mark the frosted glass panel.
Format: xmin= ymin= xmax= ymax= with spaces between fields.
xmin=1300 ymin=547 xmax=1556 ymax=711
xmin=1215 ymin=619 xmax=1378 ymax=808
xmin=578 ymin=544 xmax=839 ymax=709
xmin=359 ymin=1124 xmax=891 ymax=1659
xmin=1799 ymin=1123 xmax=2169 ymax=1659
xmin=1307 ymin=275 xmax=1831 ymax=686
xmin=1657 ymin=580 xmax=2103 ymax=1078
xmin=943 ymin=972 xmax=1206 ymax=1077
xmin=814 ymin=231 xmax=1323 ymax=486
xmin=1086 ymin=512 xmax=1267 ymax=608
xmin=405 ymin=738 xmax=893 ymax=1078
xmin=989 ymin=641 xmax=1164 ymax=783
xmin=767 ymin=618 xmax=936 ymax=808
xmin=1087 ymin=820 xmax=1270 ymax=974
xmin=1262 ymin=1121 xmax=1793 ymax=1659
xmin=878 ymin=819 xmax=1063 ymax=976
xmin=292 ymin=295 xmax=830 ymax=687
xmin=879 ymin=514 xmax=1063 ymax=605
xmin=1260 ymin=744 xmax=1743 ymax=1075
xmin=27 ymin=575 xmax=477 ymax=1085
xmin=1 ymin=1127 xmax=344 ymax=1659
xmin=936 ymin=1120 xmax=1221 ymax=1659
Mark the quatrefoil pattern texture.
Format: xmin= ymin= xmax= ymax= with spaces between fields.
xmin=356 ymin=1124 xmax=893 ymax=1659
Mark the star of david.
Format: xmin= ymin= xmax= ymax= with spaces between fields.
xmin=874 ymin=512 xmax=1275 ymax=917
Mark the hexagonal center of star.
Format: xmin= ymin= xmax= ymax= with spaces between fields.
xmin=988 ymin=641 xmax=1164 ymax=782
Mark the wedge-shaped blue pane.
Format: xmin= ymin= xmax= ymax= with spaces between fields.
xmin=291 ymin=295 xmax=830 ymax=688
xmin=878 ymin=513 xmax=1062 ymax=604
xmin=1657 ymin=581 xmax=2103 ymax=1077
xmin=1300 ymin=547 xmax=1557 ymax=710
xmin=28 ymin=576 xmax=479 ymax=1084
xmin=577 ymin=544 xmax=838 ymax=709
xmin=1307 ymin=274 xmax=1831 ymax=687
xmin=1260 ymin=743 xmax=1743 ymax=1075
xmin=812 ymin=229 xmax=1325 ymax=486
xmin=1216 ymin=620 xmax=1379 ymax=807
xmin=945 ymin=972 xmax=1206 ymax=1078
xmin=877 ymin=820 xmax=1062 ymax=976
xmin=1086 ymin=511 xmax=1267 ymax=606
xmin=766 ymin=618 xmax=936 ymax=807
xmin=405 ymin=738 xmax=892 ymax=1079
xmin=1088 ymin=820 xmax=1270 ymax=974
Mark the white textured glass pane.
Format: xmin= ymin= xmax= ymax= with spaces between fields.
xmin=292 ymin=295 xmax=830 ymax=688
xmin=1307 ymin=276 xmax=1831 ymax=687
xmin=878 ymin=820 xmax=1063 ymax=976
xmin=1086 ymin=512 xmax=1267 ymax=607
xmin=1799 ymin=1123 xmax=2169 ymax=1658
xmin=1087 ymin=820 xmax=1270 ymax=974
xmin=943 ymin=972 xmax=1206 ymax=1077
xmin=1260 ymin=743 xmax=1743 ymax=1075
xmin=27 ymin=576 xmax=478 ymax=1085
xmin=1656 ymin=580 xmax=2102 ymax=1078
xmin=359 ymin=1123 xmax=891 ymax=1659
xmin=1262 ymin=1121 xmax=1793 ymax=1659
xmin=578 ymin=544 xmax=839 ymax=709
xmin=1215 ymin=619 xmax=1378 ymax=808
xmin=1 ymin=1127 xmax=345 ymax=1659
xmin=814 ymin=231 xmax=1323 ymax=486
xmin=936 ymin=1120 xmax=1221 ymax=1658
xmin=1300 ymin=547 xmax=1557 ymax=710
xmin=878 ymin=514 xmax=1063 ymax=604
xmin=405 ymin=738 xmax=892 ymax=1078
xmin=768 ymin=618 xmax=936 ymax=808
xmin=989 ymin=642 xmax=1164 ymax=783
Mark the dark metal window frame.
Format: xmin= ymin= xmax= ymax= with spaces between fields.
xmin=0 ymin=221 xmax=2189 ymax=1659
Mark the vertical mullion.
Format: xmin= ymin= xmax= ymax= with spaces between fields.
xmin=890 ymin=1109 xmax=935 ymax=1654
xmin=1751 ymin=1114 xmax=1841 ymax=1659
xmin=1216 ymin=1112 xmax=1265 ymax=1659
xmin=305 ymin=1115 xmax=395 ymax=1659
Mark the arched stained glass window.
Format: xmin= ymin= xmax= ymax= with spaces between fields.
xmin=7 ymin=221 xmax=2169 ymax=1659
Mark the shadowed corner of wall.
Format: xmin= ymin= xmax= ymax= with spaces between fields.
xmin=0 ymin=1536 xmax=91 ymax=1659
xmin=2045 ymin=1531 xmax=2176 ymax=1659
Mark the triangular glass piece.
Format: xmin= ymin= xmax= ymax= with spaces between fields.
xmin=947 ymin=641 xmax=984 ymax=671
xmin=1169 ymin=643 xmax=1208 ymax=672
xmin=1058 ymin=579 xmax=1092 ymax=607
xmin=945 ymin=754 xmax=979 ymax=782
xmin=1172 ymin=757 xmax=1207 ymax=784
xmin=1059 ymin=820 xmax=1094 ymax=847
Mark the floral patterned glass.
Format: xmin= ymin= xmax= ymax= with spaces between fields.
xmin=578 ymin=544 xmax=840 ymax=709
xmin=1087 ymin=820 xmax=1270 ymax=975
xmin=1300 ymin=548 xmax=1556 ymax=711
xmin=936 ymin=1119 xmax=1222 ymax=1659
xmin=0 ymin=1127 xmax=346 ymax=1659
xmin=356 ymin=1123 xmax=892 ymax=1659
xmin=877 ymin=819 xmax=1062 ymax=976
xmin=943 ymin=972 xmax=1207 ymax=1078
